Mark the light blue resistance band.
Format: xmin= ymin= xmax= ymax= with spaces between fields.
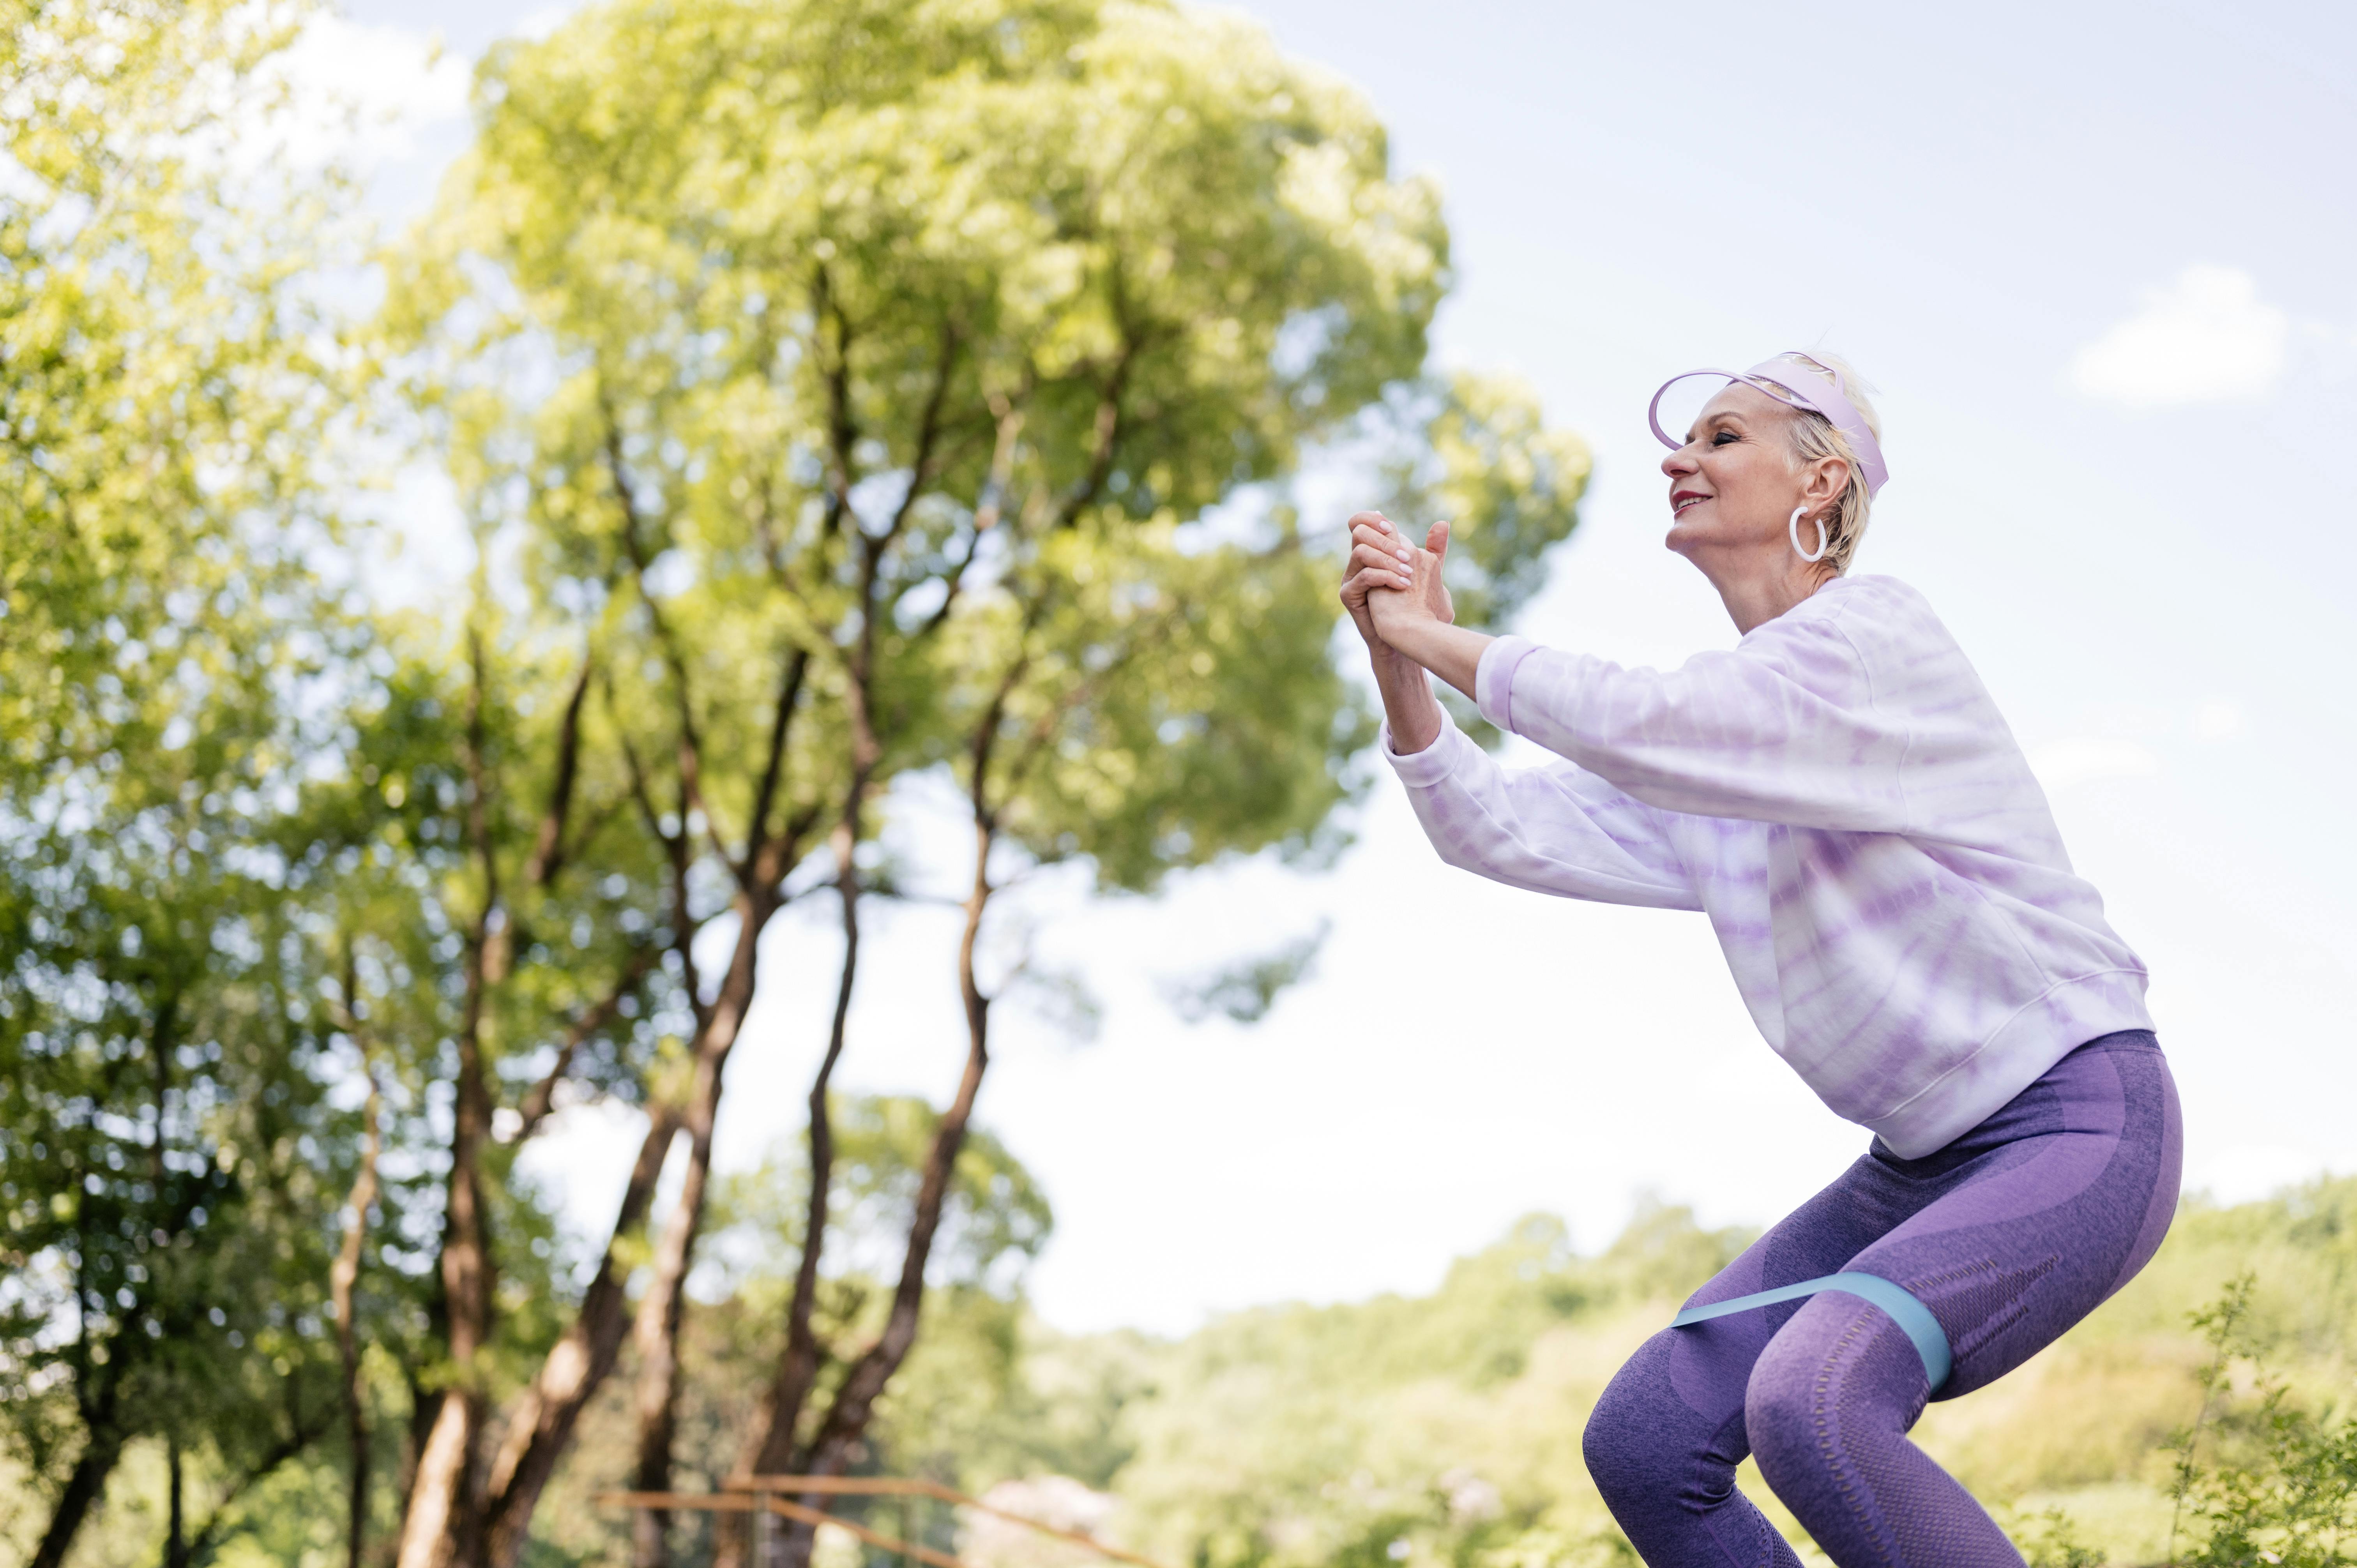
xmin=1669 ymin=1272 xmax=1953 ymax=1392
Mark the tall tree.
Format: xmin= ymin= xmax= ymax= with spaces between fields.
xmin=391 ymin=8 xmax=1582 ymax=1568
xmin=385 ymin=0 xmax=1584 ymax=1561
xmin=0 ymin=1 xmax=376 ymax=1559
xmin=5 ymin=0 xmax=1590 ymax=1560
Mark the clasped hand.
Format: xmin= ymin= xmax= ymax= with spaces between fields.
xmin=1338 ymin=509 xmax=1453 ymax=654
xmin=1336 ymin=509 xmax=1494 ymax=755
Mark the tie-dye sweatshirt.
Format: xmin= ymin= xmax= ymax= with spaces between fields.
xmin=1383 ymin=574 xmax=2152 ymax=1158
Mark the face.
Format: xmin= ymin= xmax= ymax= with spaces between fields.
xmin=1659 ymin=383 xmax=1811 ymax=565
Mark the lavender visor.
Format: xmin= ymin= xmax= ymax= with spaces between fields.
xmin=1648 ymin=353 xmax=1889 ymax=497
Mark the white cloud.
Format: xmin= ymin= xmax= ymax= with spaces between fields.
xmin=263 ymin=14 xmax=473 ymax=171
xmin=2069 ymin=265 xmax=2288 ymax=408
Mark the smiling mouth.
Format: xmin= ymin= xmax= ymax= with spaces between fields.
xmin=1672 ymin=493 xmax=1710 ymax=517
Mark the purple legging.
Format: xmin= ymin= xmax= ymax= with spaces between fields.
xmin=1584 ymin=1031 xmax=2181 ymax=1568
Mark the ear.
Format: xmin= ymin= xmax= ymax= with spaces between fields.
xmin=1802 ymin=456 xmax=1851 ymax=510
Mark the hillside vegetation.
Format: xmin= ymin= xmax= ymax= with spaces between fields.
xmin=831 ymin=1177 xmax=2357 ymax=1568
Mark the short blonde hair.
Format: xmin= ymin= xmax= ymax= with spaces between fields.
xmin=1763 ymin=352 xmax=1881 ymax=574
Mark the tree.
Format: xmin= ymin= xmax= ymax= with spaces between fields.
xmin=1 ymin=0 xmax=1587 ymax=1555
xmin=279 ymin=627 xmax=677 ymax=1568
xmin=385 ymin=4 xmax=1586 ymax=1564
xmin=0 ymin=2 xmax=372 ymax=1560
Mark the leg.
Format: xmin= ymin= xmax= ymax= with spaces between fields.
xmin=1745 ymin=1036 xmax=2183 ymax=1568
xmin=1586 ymin=1329 xmax=1803 ymax=1568
xmin=1587 ymin=1150 xmax=1937 ymax=1566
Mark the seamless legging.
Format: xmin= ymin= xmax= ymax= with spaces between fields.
xmin=1584 ymin=1031 xmax=2182 ymax=1568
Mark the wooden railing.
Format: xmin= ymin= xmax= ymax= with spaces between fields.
xmin=596 ymin=1473 xmax=1173 ymax=1568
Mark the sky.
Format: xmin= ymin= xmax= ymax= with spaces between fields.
xmin=321 ymin=0 xmax=2357 ymax=1334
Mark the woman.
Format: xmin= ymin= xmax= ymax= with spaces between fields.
xmin=1338 ymin=353 xmax=2181 ymax=1568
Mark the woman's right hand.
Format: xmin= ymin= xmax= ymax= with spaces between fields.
xmin=1339 ymin=510 xmax=1418 ymax=655
xmin=1339 ymin=509 xmax=1451 ymax=754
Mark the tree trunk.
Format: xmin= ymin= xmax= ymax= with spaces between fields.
xmin=31 ymin=1421 xmax=126 ymax=1568
xmin=398 ymin=650 xmax=505 ymax=1568
xmin=396 ymin=1391 xmax=482 ymax=1568
xmin=164 ymin=1433 xmax=187 ymax=1568
xmin=394 ymin=1013 xmax=495 ymax=1568
xmin=710 ymin=830 xmax=866 ymax=1568
xmin=465 ymin=1102 xmax=678 ymax=1568
xmin=735 ymin=806 xmax=869 ymax=1482
xmin=772 ymin=820 xmax=998 ymax=1568
xmin=625 ymin=887 xmax=783 ymax=1568
xmin=721 ymin=513 xmax=895 ymax=1568
xmin=626 ymin=1120 xmax=710 ymax=1568
xmin=484 ymin=890 xmax=773 ymax=1568
xmin=334 ymin=1073 xmax=383 ymax=1568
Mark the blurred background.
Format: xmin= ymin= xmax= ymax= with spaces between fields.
xmin=4 ymin=2 xmax=2352 ymax=1564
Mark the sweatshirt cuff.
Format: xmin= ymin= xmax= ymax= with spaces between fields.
xmin=1475 ymin=635 xmax=1536 ymax=733
xmin=1381 ymin=713 xmax=1466 ymax=788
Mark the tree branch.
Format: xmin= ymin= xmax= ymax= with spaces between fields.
xmin=604 ymin=416 xmax=724 ymax=869
xmin=879 ymin=318 xmax=960 ymax=546
xmin=479 ymin=1103 xmax=682 ymax=1564
xmin=509 ymin=943 xmax=662 ymax=1142
xmin=740 ymin=646 xmax=811 ymax=891
xmin=1052 ymin=334 xmax=1140 ymax=530
xmin=916 ymin=384 xmax=1031 ymax=644
xmin=815 ymin=264 xmax=858 ymax=541
xmin=329 ymin=945 xmax=382 ymax=1568
xmin=523 ymin=644 xmax=597 ymax=889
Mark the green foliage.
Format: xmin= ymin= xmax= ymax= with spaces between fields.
xmin=373 ymin=11 xmax=1581 ymax=1542
xmin=383 ymin=0 xmax=1500 ymax=900
xmin=3 ymin=0 xmax=1599 ymax=1557
xmin=519 ymin=1095 xmax=1055 ymax=1564
xmin=1386 ymin=372 xmax=1592 ymax=632
xmin=0 ymin=0 xmax=376 ymax=1557
xmin=2159 ymin=1275 xmax=2357 ymax=1567
xmin=712 ymin=1094 xmax=1055 ymax=1301
xmin=1103 ymin=1206 xmax=1749 ymax=1568
xmin=1364 ymin=371 xmax=1590 ymax=749
xmin=0 ymin=0 xmax=350 ymax=775
xmin=1166 ymin=920 xmax=1330 ymax=1025
xmin=2018 ymin=1508 xmax=2109 ymax=1568
xmin=1055 ymin=1181 xmax=2357 ymax=1568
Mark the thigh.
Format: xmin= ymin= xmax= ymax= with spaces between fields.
xmin=1845 ymin=1036 xmax=2182 ymax=1400
xmin=1656 ymin=1150 xmax=1936 ymax=1434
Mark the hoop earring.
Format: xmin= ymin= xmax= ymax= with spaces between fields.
xmin=1789 ymin=505 xmax=1829 ymax=563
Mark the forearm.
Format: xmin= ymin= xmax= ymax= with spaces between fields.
xmin=1371 ymin=645 xmax=1446 ymax=754
xmin=1382 ymin=618 xmax=1493 ymax=707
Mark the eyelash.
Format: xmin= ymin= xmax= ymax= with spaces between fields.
xmin=1711 ymin=430 xmax=1739 ymax=446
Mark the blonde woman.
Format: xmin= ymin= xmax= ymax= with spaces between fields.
xmin=1339 ymin=355 xmax=2180 ymax=1568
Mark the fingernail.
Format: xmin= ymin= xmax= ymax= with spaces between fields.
xmin=1395 ymin=549 xmax=1411 ymax=562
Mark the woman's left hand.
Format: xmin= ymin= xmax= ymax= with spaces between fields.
xmin=1365 ymin=518 xmax=1455 ymax=638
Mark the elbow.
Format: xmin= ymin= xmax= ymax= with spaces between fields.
xmin=1433 ymin=833 xmax=1540 ymax=888
xmin=1416 ymin=828 xmax=1498 ymax=880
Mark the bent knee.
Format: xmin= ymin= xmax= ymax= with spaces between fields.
xmin=1744 ymin=1296 xmax=1925 ymax=1486
xmin=1584 ymin=1333 xmax=1698 ymax=1504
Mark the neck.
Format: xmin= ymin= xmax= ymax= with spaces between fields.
xmin=1693 ymin=547 xmax=1837 ymax=635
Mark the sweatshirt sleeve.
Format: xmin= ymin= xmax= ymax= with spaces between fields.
xmin=1473 ymin=613 xmax=1915 ymax=832
xmin=1383 ymin=713 xmax=1700 ymax=910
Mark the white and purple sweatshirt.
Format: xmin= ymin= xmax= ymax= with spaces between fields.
xmin=1383 ymin=574 xmax=2152 ymax=1158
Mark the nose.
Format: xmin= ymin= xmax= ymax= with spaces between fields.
xmin=1662 ymin=445 xmax=1698 ymax=480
